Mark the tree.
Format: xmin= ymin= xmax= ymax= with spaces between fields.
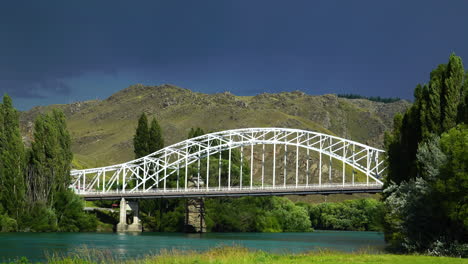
xmin=133 ymin=113 xmax=150 ymax=158
xmin=425 ymin=64 xmax=445 ymax=136
xmin=441 ymin=54 xmax=464 ymax=131
xmin=458 ymin=71 xmax=468 ymax=123
xmin=385 ymin=54 xmax=467 ymax=186
xmin=383 ymin=54 xmax=468 ymax=256
xmin=384 ymin=127 xmax=467 ymax=256
xmin=27 ymin=109 xmax=96 ymax=231
xmin=0 ymin=95 xmax=25 ymax=225
xmin=188 ymin=127 xmax=205 ymax=139
xmin=205 ymin=196 xmax=311 ymax=232
xmin=437 ymin=125 xmax=468 ymax=244
xmin=148 ymin=118 xmax=164 ymax=153
xmin=136 ymin=115 xmax=166 ymax=229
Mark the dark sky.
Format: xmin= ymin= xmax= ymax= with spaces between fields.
xmin=1 ymin=0 xmax=467 ymax=110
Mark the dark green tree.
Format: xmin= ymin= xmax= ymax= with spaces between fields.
xmin=133 ymin=113 xmax=150 ymax=158
xmin=441 ymin=54 xmax=464 ymax=131
xmin=437 ymin=125 xmax=468 ymax=243
xmin=425 ymin=64 xmax=446 ymax=136
xmin=148 ymin=118 xmax=164 ymax=153
xmin=188 ymin=127 xmax=205 ymax=139
xmin=0 ymin=95 xmax=26 ymax=224
xmin=27 ymin=109 xmax=96 ymax=231
xmin=140 ymin=117 xmax=165 ymax=224
xmin=383 ymin=54 xmax=468 ymax=255
xmin=385 ymin=54 xmax=467 ymax=186
xmin=458 ymin=71 xmax=468 ymax=123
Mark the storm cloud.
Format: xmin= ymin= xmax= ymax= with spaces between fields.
xmin=1 ymin=0 xmax=467 ymax=110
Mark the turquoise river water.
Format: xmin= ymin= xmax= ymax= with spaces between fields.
xmin=0 ymin=231 xmax=385 ymax=262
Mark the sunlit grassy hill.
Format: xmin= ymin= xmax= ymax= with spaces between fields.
xmin=20 ymin=84 xmax=410 ymax=170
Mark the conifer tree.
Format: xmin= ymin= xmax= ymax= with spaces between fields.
xmin=148 ymin=118 xmax=164 ymax=153
xmin=133 ymin=113 xmax=150 ymax=158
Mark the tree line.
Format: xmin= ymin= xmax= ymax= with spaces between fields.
xmin=0 ymin=95 xmax=96 ymax=232
xmin=383 ymin=53 xmax=467 ymax=256
xmin=337 ymin=93 xmax=401 ymax=103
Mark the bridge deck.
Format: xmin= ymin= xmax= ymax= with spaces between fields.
xmin=78 ymin=184 xmax=382 ymax=200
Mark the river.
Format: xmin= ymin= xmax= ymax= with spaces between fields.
xmin=0 ymin=231 xmax=385 ymax=262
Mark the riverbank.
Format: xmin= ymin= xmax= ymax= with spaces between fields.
xmin=11 ymin=247 xmax=467 ymax=264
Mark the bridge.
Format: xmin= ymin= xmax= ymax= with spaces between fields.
xmin=70 ymin=128 xmax=386 ymax=231
xmin=71 ymin=127 xmax=385 ymax=198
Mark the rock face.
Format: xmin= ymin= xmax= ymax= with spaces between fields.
xmin=19 ymin=84 xmax=410 ymax=168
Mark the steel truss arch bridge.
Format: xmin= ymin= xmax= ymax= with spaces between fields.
xmin=71 ymin=128 xmax=386 ymax=200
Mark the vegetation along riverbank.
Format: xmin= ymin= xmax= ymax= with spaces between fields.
xmin=6 ymin=247 xmax=468 ymax=264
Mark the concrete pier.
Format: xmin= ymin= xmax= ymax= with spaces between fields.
xmin=116 ymin=198 xmax=142 ymax=232
xmin=184 ymin=198 xmax=206 ymax=233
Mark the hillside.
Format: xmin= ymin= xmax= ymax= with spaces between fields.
xmin=20 ymin=84 xmax=410 ymax=169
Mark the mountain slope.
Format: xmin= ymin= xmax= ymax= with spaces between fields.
xmin=20 ymin=84 xmax=410 ymax=168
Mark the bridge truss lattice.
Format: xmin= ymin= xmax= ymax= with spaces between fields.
xmin=71 ymin=128 xmax=386 ymax=198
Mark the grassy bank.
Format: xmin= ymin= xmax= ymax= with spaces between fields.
xmin=10 ymin=247 xmax=467 ymax=264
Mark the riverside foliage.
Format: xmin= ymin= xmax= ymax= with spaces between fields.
xmin=10 ymin=246 xmax=468 ymax=264
xmin=383 ymin=54 xmax=468 ymax=256
xmin=0 ymin=95 xmax=97 ymax=232
xmin=298 ymin=198 xmax=384 ymax=231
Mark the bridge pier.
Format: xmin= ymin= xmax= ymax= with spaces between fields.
xmin=184 ymin=198 xmax=206 ymax=233
xmin=116 ymin=198 xmax=142 ymax=232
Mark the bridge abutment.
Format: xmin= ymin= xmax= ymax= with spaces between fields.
xmin=116 ymin=198 xmax=142 ymax=232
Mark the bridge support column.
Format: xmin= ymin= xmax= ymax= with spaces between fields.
xmin=184 ymin=198 xmax=206 ymax=233
xmin=116 ymin=198 xmax=142 ymax=232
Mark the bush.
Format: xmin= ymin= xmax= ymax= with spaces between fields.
xmin=206 ymin=196 xmax=311 ymax=232
xmin=299 ymin=198 xmax=384 ymax=231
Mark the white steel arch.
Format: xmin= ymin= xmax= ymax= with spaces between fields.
xmin=70 ymin=128 xmax=385 ymax=198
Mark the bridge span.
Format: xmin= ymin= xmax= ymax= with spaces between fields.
xmin=71 ymin=127 xmax=386 ymax=231
xmin=71 ymin=127 xmax=385 ymax=199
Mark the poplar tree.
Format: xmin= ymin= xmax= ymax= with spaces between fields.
xmin=51 ymin=110 xmax=73 ymax=193
xmin=426 ymin=64 xmax=445 ymax=134
xmin=133 ymin=113 xmax=150 ymax=158
xmin=384 ymin=54 xmax=468 ymax=254
xmin=441 ymin=54 xmax=464 ymax=131
xmin=385 ymin=54 xmax=467 ymax=186
xmin=28 ymin=109 xmax=95 ymax=231
xmin=458 ymin=71 xmax=468 ymax=123
xmin=138 ymin=116 xmax=165 ymax=225
xmin=0 ymin=95 xmax=25 ymax=222
xmin=28 ymin=110 xmax=72 ymax=205
xmin=148 ymin=118 xmax=164 ymax=153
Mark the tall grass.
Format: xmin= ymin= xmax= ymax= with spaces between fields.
xmin=5 ymin=246 xmax=467 ymax=264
